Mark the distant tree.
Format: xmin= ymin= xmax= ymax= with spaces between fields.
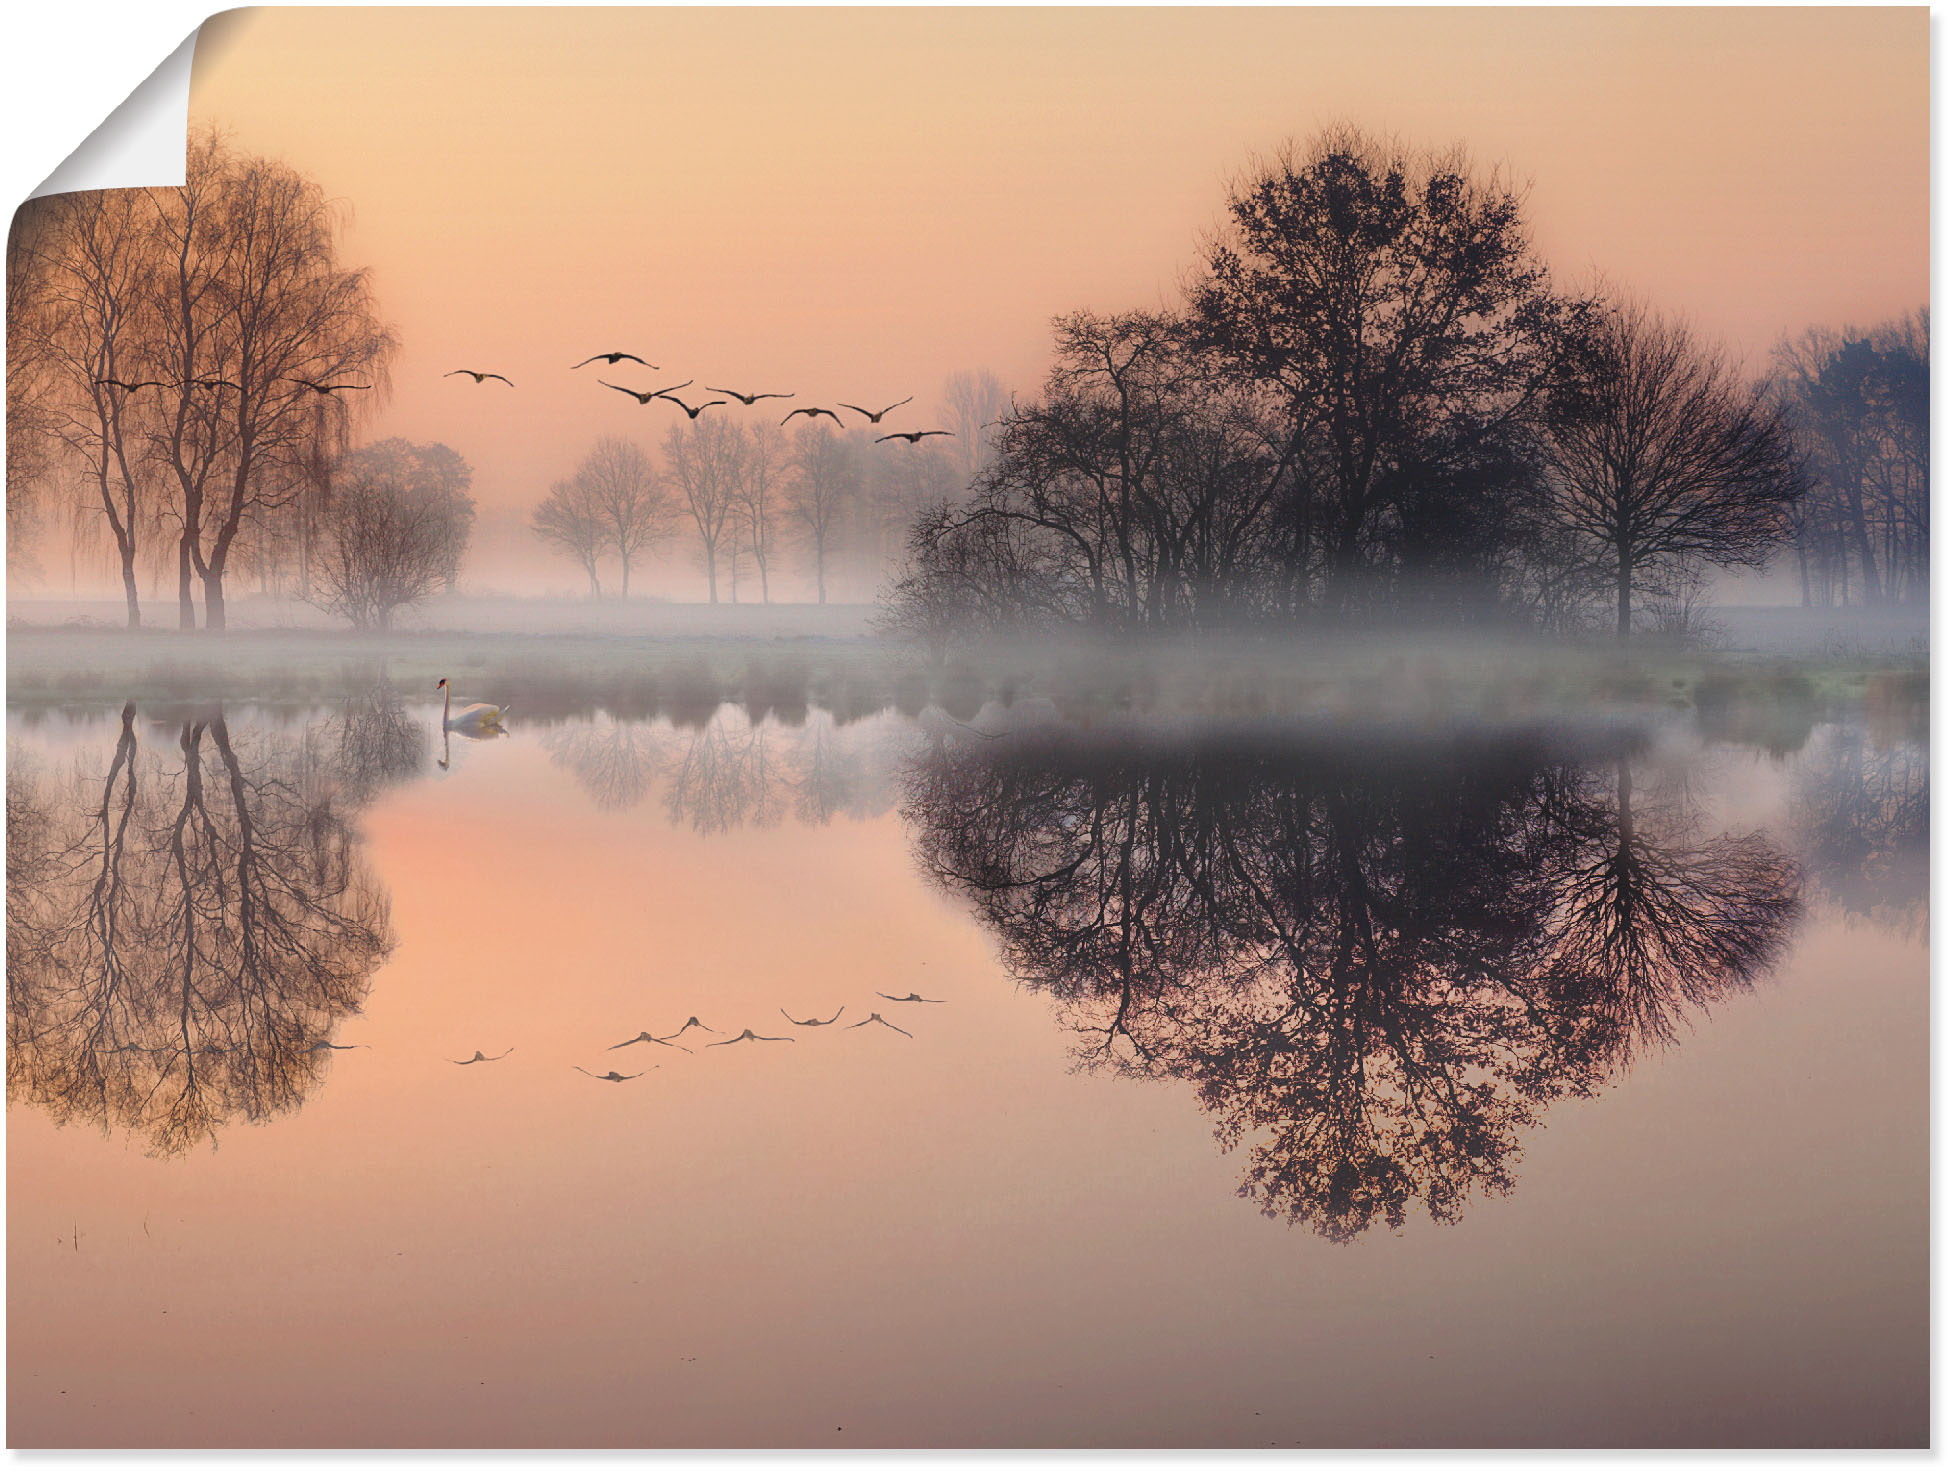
xmin=4 ymin=210 xmax=59 ymax=580
xmin=308 ymin=454 xmax=475 ymax=630
xmin=941 ymin=367 xmax=1007 ymax=485
xmin=531 ymin=475 xmax=608 ymax=598
xmin=738 ymin=422 xmax=786 ymax=603
xmin=787 ymin=423 xmax=857 ymax=603
xmin=664 ymin=418 xmax=745 ymax=603
xmin=334 ymin=439 xmax=474 ymax=588
xmin=1545 ymin=299 xmax=1802 ymax=638
xmin=573 ymin=435 xmax=673 ymax=599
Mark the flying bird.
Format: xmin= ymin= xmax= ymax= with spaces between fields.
xmin=707 ymin=387 xmax=794 ymax=405
xmin=840 ymin=396 xmax=913 ymax=424
xmin=663 ymin=395 xmax=726 ymax=420
xmin=706 ymin=1029 xmax=795 ymax=1047
xmin=877 ymin=992 xmax=946 ymax=1003
xmin=445 ymin=369 xmax=515 ymax=386
xmin=609 ymin=1030 xmax=693 ymax=1053
xmin=876 ymin=431 xmax=953 ymax=445
xmin=283 ymin=377 xmax=372 ymax=395
xmin=780 ymin=1007 xmax=845 ymax=1027
xmin=601 ymin=378 xmax=692 ymax=405
xmin=781 ymin=406 xmax=845 ymax=426
xmin=848 ymin=1013 xmax=913 ymax=1037
xmin=190 ymin=377 xmax=240 ymax=392
xmin=667 ymin=1017 xmax=719 ymax=1039
xmin=575 ymin=1067 xmax=649 ymax=1082
xmin=306 ymin=1040 xmax=366 ymax=1052
xmin=452 ymin=1048 xmax=514 ymax=1065
xmin=572 ymin=351 xmax=657 ymax=370
xmin=93 ymin=377 xmax=168 ymax=394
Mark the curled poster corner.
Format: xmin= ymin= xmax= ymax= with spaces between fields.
xmin=27 ymin=25 xmax=200 ymax=201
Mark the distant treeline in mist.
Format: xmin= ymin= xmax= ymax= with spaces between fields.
xmin=6 ymin=124 xmax=1925 ymax=636
xmin=883 ymin=125 xmax=1927 ymax=649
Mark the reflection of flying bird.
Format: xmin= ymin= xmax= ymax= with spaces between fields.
xmin=601 ymin=378 xmax=691 ymax=405
xmin=848 ymin=1013 xmax=913 ymax=1037
xmin=876 ymin=431 xmax=953 ymax=445
xmin=781 ymin=406 xmax=844 ymax=426
xmin=780 ymin=1007 xmax=845 ymax=1027
xmin=662 ymin=395 xmax=726 ymax=420
xmin=283 ymin=377 xmax=372 ymax=395
xmin=707 ymin=1029 xmax=795 ymax=1046
xmin=707 ymin=386 xmax=793 ymax=405
xmin=445 ymin=369 xmax=515 ymax=386
xmin=576 ymin=1066 xmax=648 ymax=1082
xmin=572 ymin=351 xmax=657 ymax=370
xmin=840 ymin=396 xmax=913 ymax=424
xmin=609 ymin=1030 xmax=692 ymax=1053
xmin=453 ymin=1049 xmax=514 ymax=1065
xmin=877 ymin=992 xmax=946 ymax=1003
xmin=437 ymin=677 xmax=509 ymax=732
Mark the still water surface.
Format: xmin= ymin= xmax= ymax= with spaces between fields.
xmin=7 ymin=688 xmax=1927 ymax=1447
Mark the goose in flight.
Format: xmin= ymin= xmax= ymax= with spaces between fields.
xmin=573 ymin=351 xmax=658 ymax=370
xmin=848 ymin=1013 xmax=913 ymax=1037
xmin=306 ymin=1040 xmax=366 ymax=1052
xmin=707 ymin=386 xmax=794 ymax=405
xmin=445 ymin=369 xmax=515 ymax=386
xmin=876 ymin=431 xmax=953 ymax=445
xmin=609 ymin=1030 xmax=693 ymax=1053
xmin=877 ymin=991 xmax=946 ymax=1003
xmin=191 ymin=377 xmax=241 ymax=392
xmin=780 ymin=1007 xmax=845 ymax=1027
xmin=781 ymin=406 xmax=844 ymax=426
xmin=601 ymin=378 xmax=691 ymax=404
xmin=453 ymin=1048 xmax=514 ymax=1065
xmin=663 ymin=395 xmax=726 ymax=420
xmin=840 ymin=396 xmax=913 ymax=424
xmin=283 ymin=377 xmax=372 ymax=395
xmin=436 ymin=678 xmax=509 ymax=732
xmin=707 ymin=1028 xmax=795 ymax=1047
xmin=576 ymin=1066 xmax=649 ymax=1082
xmin=93 ymin=377 xmax=168 ymax=394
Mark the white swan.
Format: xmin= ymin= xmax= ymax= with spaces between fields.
xmin=437 ymin=678 xmax=509 ymax=732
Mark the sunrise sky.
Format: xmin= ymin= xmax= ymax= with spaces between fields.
xmin=187 ymin=6 xmax=1928 ymax=535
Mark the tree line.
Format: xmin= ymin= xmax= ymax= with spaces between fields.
xmin=530 ymin=370 xmax=1005 ymax=605
xmin=884 ymin=125 xmax=1925 ymax=647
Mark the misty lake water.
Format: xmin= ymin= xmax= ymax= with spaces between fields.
xmin=6 ymin=679 xmax=1927 ymax=1448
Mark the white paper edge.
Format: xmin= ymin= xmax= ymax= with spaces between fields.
xmin=27 ymin=25 xmax=200 ymax=201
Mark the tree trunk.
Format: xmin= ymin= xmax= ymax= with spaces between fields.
xmin=177 ymin=536 xmax=197 ymax=629
xmin=619 ymin=555 xmax=631 ymax=600
xmin=705 ymin=544 xmax=718 ymax=604
xmin=121 ymin=556 xmax=141 ymax=630
xmin=1615 ymin=555 xmax=1632 ymax=641
xmin=202 ymin=564 xmax=226 ymax=631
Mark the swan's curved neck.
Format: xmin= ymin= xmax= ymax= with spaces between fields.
xmin=441 ymin=682 xmax=451 ymax=727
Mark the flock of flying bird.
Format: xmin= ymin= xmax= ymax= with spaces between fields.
xmin=447 ymin=349 xmax=957 ymax=443
xmin=95 ymin=350 xmax=956 ymax=444
xmin=310 ymin=992 xmax=947 ymax=1082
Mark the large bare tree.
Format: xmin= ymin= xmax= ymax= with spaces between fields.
xmin=1545 ymin=299 xmax=1802 ymax=638
xmin=531 ymin=473 xmax=608 ymax=597
xmin=786 ymin=423 xmax=857 ymax=604
xmin=573 ymin=435 xmax=672 ymax=599
xmin=664 ymin=417 xmax=745 ymax=603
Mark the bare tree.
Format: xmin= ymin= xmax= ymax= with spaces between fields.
xmin=5 ymin=210 xmax=60 ymax=580
xmin=531 ymin=474 xmax=608 ymax=597
xmin=787 ymin=423 xmax=857 ymax=604
xmin=941 ymin=367 xmax=1007 ymax=485
xmin=1545 ymin=298 xmax=1802 ymax=638
xmin=664 ymin=417 xmax=745 ymax=603
xmin=307 ymin=451 xmax=476 ymax=630
xmin=739 ymin=421 xmax=785 ymax=603
xmin=574 ymin=435 xmax=673 ymax=599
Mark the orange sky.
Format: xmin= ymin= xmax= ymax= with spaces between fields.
xmin=187 ymin=7 xmax=1929 ymax=529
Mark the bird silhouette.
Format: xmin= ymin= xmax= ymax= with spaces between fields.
xmin=190 ymin=377 xmax=240 ymax=392
xmin=609 ymin=1030 xmax=693 ymax=1053
xmin=93 ymin=377 xmax=168 ymax=394
xmin=306 ymin=1040 xmax=366 ymax=1052
xmin=781 ymin=406 xmax=845 ymax=426
xmin=707 ymin=1029 xmax=795 ymax=1047
xmin=667 ymin=1017 xmax=719 ymax=1038
xmin=707 ymin=386 xmax=794 ymax=405
xmin=452 ymin=1048 xmax=514 ymax=1064
xmin=572 ymin=351 xmax=657 ymax=370
xmin=876 ymin=430 xmax=953 ymax=445
xmin=663 ymin=395 xmax=726 ymax=420
xmin=780 ymin=1007 xmax=846 ymax=1027
xmin=848 ymin=1013 xmax=913 ymax=1037
xmin=878 ymin=992 xmax=946 ymax=1003
xmin=607 ymin=375 xmax=700 ymax=404
xmin=445 ymin=369 xmax=514 ymax=386
xmin=283 ymin=377 xmax=372 ymax=395
xmin=601 ymin=378 xmax=692 ymax=405
xmin=840 ymin=396 xmax=913 ymax=424
xmin=576 ymin=1067 xmax=649 ymax=1082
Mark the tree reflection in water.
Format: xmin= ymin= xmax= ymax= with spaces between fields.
xmin=1791 ymin=725 xmax=1928 ymax=934
xmin=905 ymin=728 xmax=1802 ymax=1242
xmin=8 ymin=701 xmax=395 ymax=1156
